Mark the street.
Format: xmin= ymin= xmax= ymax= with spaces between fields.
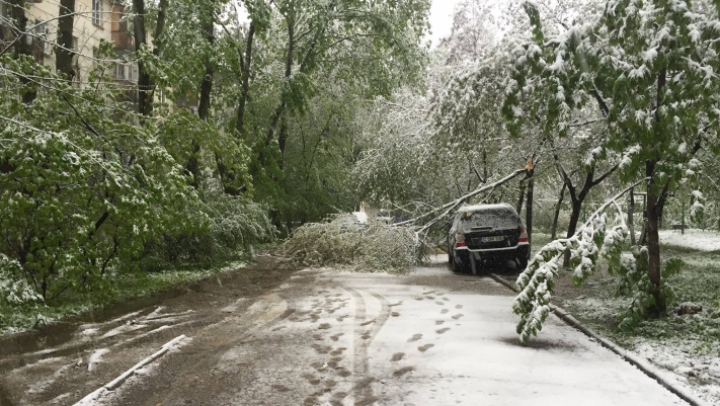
xmin=1 ymin=257 xmax=689 ymax=406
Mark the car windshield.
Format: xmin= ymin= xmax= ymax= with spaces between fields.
xmin=461 ymin=208 xmax=519 ymax=230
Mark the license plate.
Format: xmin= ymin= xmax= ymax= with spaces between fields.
xmin=482 ymin=236 xmax=505 ymax=242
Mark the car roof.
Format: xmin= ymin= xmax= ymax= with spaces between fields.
xmin=457 ymin=203 xmax=517 ymax=214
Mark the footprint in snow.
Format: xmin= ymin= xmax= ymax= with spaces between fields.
xmin=436 ymin=328 xmax=450 ymax=334
xmin=418 ymin=344 xmax=434 ymax=352
xmin=441 ymin=309 xmax=449 ymax=314
xmin=394 ymin=366 xmax=415 ymax=377
xmin=435 ymin=320 xmax=445 ymax=325
xmin=452 ymin=314 xmax=464 ymax=320
xmin=455 ymin=304 xmax=463 ymax=309
xmin=391 ymin=352 xmax=405 ymax=362
xmin=407 ymin=333 xmax=423 ymax=343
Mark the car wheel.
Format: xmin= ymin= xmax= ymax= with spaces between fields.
xmin=469 ymin=255 xmax=481 ymax=276
xmin=452 ymin=254 xmax=466 ymax=274
xmin=516 ymin=257 xmax=529 ymax=272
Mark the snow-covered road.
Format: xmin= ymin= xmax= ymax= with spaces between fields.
xmin=1 ymin=258 xmax=692 ymax=405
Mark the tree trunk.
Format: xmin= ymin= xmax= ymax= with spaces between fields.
xmin=564 ymin=200 xmax=583 ymax=267
xmin=10 ymin=0 xmax=30 ymax=58
xmin=525 ymin=172 xmax=534 ymax=246
xmin=516 ymin=181 xmax=526 ymax=216
xmin=646 ymin=161 xmax=666 ymax=314
xmin=628 ymin=188 xmax=636 ymax=245
xmin=197 ymin=13 xmax=214 ymax=121
xmin=153 ymin=0 xmax=168 ymax=58
xmin=56 ymin=0 xmax=75 ymax=79
xmin=235 ymin=22 xmax=256 ymax=136
xmin=551 ymin=182 xmax=566 ymax=240
xmin=187 ymin=2 xmax=215 ymax=188
xmin=10 ymin=0 xmax=36 ymax=103
xmin=133 ymin=0 xmax=153 ymax=116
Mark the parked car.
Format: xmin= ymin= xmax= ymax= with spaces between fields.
xmin=447 ymin=204 xmax=530 ymax=275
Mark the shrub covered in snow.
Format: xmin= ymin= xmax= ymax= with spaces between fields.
xmin=284 ymin=215 xmax=426 ymax=274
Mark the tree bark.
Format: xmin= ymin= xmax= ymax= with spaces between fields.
xmin=187 ymin=2 xmax=215 ymax=188
xmin=10 ymin=0 xmax=36 ymax=103
xmin=525 ymin=171 xmax=534 ymax=246
xmin=551 ymin=182 xmax=566 ymax=240
xmin=10 ymin=0 xmax=30 ymax=58
xmin=646 ymin=160 xmax=665 ymax=314
xmin=628 ymin=188 xmax=636 ymax=246
xmin=132 ymin=0 xmax=153 ymax=116
xmin=197 ymin=11 xmax=214 ymax=121
xmin=516 ymin=181 xmax=526 ymax=216
xmin=56 ymin=0 xmax=76 ymax=79
xmin=645 ymin=68 xmax=668 ymax=314
xmin=153 ymin=0 xmax=168 ymax=58
xmin=235 ymin=22 xmax=256 ymax=136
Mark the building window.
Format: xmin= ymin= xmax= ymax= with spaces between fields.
xmin=92 ymin=0 xmax=102 ymax=26
xmin=32 ymin=20 xmax=52 ymax=55
xmin=115 ymin=64 xmax=125 ymax=80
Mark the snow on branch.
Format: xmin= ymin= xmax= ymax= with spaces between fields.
xmin=398 ymin=166 xmax=531 ymax=231
xmin=512 ymin=179 xmax=646 ymax=343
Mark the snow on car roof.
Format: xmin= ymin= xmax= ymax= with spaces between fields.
xmin=458 ymin=203 xmax=515 ymax=213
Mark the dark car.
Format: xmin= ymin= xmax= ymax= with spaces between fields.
xmin=447 ymin=204 xmax=530 ymax=275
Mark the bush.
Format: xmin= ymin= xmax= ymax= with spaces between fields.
xmin=285 ymin=215 xmax=426 ymax=274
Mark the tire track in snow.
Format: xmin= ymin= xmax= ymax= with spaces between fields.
xmin=345 ymin=287 xmax=390 ymax=404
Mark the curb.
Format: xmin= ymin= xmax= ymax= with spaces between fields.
xmin=488 ymin=273 xmax=710 ymax=406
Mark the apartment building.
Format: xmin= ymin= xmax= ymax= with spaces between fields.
xmin=0 ymin=0 xmax=138 ymax=90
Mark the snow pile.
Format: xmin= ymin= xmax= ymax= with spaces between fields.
xmin=352 ymin=212 xmax=368 ymax=224
xmin=659 ymin=229 xmax=720 ymax=252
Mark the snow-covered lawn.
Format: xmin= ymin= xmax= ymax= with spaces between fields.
xmin=557 ymin=248 xmax=720 ymax=406
xmin=659 ymin=229 xmax=720 ymax=252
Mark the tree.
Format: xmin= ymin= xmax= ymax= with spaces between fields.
xmin=506 ymin=0 xmax=720 ymax=341
xmin=56 ymin=0 xmax=76 ymax=79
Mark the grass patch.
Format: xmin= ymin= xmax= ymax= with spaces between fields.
xmin=0 ymin=261 xmax=246 ymax=335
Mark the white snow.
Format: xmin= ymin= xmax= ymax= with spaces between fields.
xmin=352 ymin=212 xmax=368 ymax=224
xmin=80 ymin=328 xmax=99 ymax=336
xmin=280 ymin=265 xmax=691 ymax=406
xmin=659 ymin=229 xmax=720 ymax=252
xmin=74 ymin=335 xmax=190 ymax=406
xmin=87 ymin=349 xmax=110 ymax=372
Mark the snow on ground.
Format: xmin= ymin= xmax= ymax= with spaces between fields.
xmin=659 ymin=229 xmax=720 ymax=252
xmin=74 ymin=335 xmax=191 ymax=406
xmin=564 ymin=297 xmax=720 ymax=405
xmin=87 ymin=349 xmax=110 ymax=372
xmin=316 ymin=266 xmax=688 ymax=405
xmin=635 ymin=340 xmax=720 ymax=405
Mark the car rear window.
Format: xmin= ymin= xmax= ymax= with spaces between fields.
xmin=461 ymin=208 xmax=520 ymax=230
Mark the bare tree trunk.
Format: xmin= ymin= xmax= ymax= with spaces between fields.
xmin=56 ymin=0 xmax=75 ymax=79
xmin=133 ymin=0 xmax=153 ymax=116
xmin=187 ymin=2 xmax=215 ymax=188
xmin=525 ymin=171 xmax=534 ymax=246
xmin=153 ymin=0 xmax=168 ymax=58
xmin=10 ymin=0 xmax=36 ymax=103
xmin=646 ymin=160 xmax=667 ymax=315
xmin=516 ymin=181 xmax=526 ymax=216
xmin=551 ymin=182 xmax=566 ymax=240
xmin=628 ymin=188 xmax=636 ymax=246
xmin=235 ymin=22 xmax=256 ymax=136
xmin=645 ymin=69 xmax=667 ymax=315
